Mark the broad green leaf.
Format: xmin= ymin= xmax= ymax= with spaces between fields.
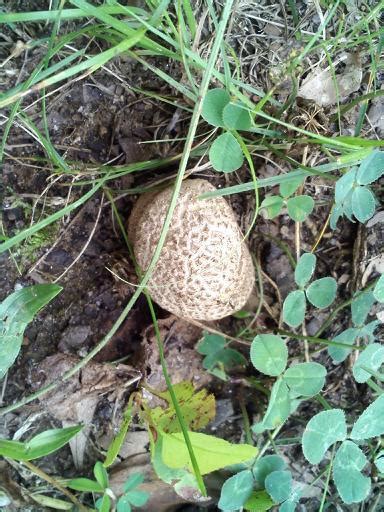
xmin=244 ymin=491 xmax=274 ymax=511
xmin=333 ymin=441 xmax=370 ymax=504
xmin=328 ymin=328 xmax=358 ymax=363
xmin=352 ymin=343 xmax=384 ymax=383
xmin=104 ymin=404 xmax=132 ymax=467
xmin=96 ymin=494 xmax=111 ymax=512
xmin=280 ymin=176 xmax=304 ymax=198
xmin=265 ymin=470 xmax=292 ymax=503
xmin=25 ymin=426 xmax=82 ymax=460
xmin=197 ymin=333 xmax=226 ymax=355
xmin=201 ymin=88 xmax=230 ymax=127
xmin=198 ymin=333 xmax=246 ymax=377
xmin=209 ymin=132 xmax=244 ymax=172
xmin=151 ymin=381 xmax=215 ymax=432
xmin=294 ymin=253 xmax=316 ymax=288
xmin=250 ymin=334 xmax=288 ymax=376
xmin=0 ymin=284 xmax=62 ymax=379
xmin=356 ymin=150 xmax=384 ymax=185
xmin=0 ymin=426 xmax=84 ymax=462
xmin=306 ymin=277 xmax=337 ymax=309
xmin=286 ymin=195 xmax=314 ymax=222
xmin=94 ymin=461 xmax=108 ymax=489
xmin=252 ymin=455 xmax=286 ymax=486
xmin=218 ymin=470 xmax=254 ymax=510
xmin=374 ymin=451 xmax=384 ymax=473
xmin=125 ymin=490 xmax=149 ymax=507
xmin=283 ymin=290 xmax=306 ymax=327
xmin=373 ymin=274 xmax=384 ymax=302
xmin=283 ymin=362 xmax=326 ymax=397
xmin=330 ymin=203 xmax=344 ymax=230
xmin=68 ymin=478 xmax=104 ymax=492
xmin=253 ymin=379 xmax=291 ymax=433
xmin=351 ymin=291 xmax=375 ymax=326
xmin=351 ymin=186 xmax=376 ymax=223
xmin=152 ymin=438 xmax=189 ymax=484
xmin=117 ymin=496 xmax=132 ymax=512
xmin=302 ymin=409 xmax=347 ymax=464
xmin=350 ymin=394 xmax=384 ymax=440
xmin=356 ymin=320 xmax=379 ymax=343
xmin=335 ymin=168 xmax=357 ymax=203
xmin=30 ymin=494 xmax=73 ymax=510
xmin=162 ymin=431 xmax=258 ymax=475
xmin=223 ymin=102 xmax=252 ymax=130
xmin=123 ymin=473 xmax=145 ymax=493
xmin=260 ymin=196 xmax=284 ymax=219
xmin=279 ymin=486 xmax=302 ymax=512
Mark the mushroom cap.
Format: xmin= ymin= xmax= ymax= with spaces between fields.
xmin=128 ymin=179 xmax=255 ymax=321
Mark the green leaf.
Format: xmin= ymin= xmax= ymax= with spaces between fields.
xmin=356 ymin=150 xmax=384 ymax=185
xmin=283 ymin=362 xmax=326 ymax=397
xmin=335 ymin=168 xmax=356 ymax=203
xmin=201 ymin=88 xmax=230 ymax=127
xmin=67 ymin=478 xmax=104 ymax=492
xmin=0 ymin=426 xmax=85 ymax=461
xmin=162 ymin=431 xmax=258 ymax=475
xmin=94 ymin=461 xmax=109 ymax=489
xmin=253 ymin=379 xmax=291 ymax=433
xmin=96 ymin=494 xmax=111 ymax=512
xmin=209 ymin=132 xmax=244 ymax=172
xmin=260 ymin=196 xmax=284 ymax=219
xmin=294 ymin=253 xmax=316 ymax=288
xmin=244 ymin=491 xmax=274 ymax=511
xmin=265 ymin=470 xmax=292 ymax=503
xmin=302 ymin=409 xmax=347 ymax=464
xmin=350 ymin=394 xmax=384 ymax=440
xmin=0 ymin=284 xmax=62 ymax=379
xmin=356 ymin=320 xmax=379 ymax=343
xmin=286 ymin=195 xmax=314 ymax=222
xmin=283 ymin=290 xmax=306 ymax=327
xmin=250 ymin=334 xmax=288 ymax=376
xmin=223 ymin=102 xmax=252 ymax=130
xmin=25 ymin=426 xmax=82 ymax=460
xmin=198 ymin=333 xmax=246 ymax=377
xmin=152 ymin=438 xmax=189 ymax=485
xmin=252 ymin=455 xmax=286 ymax=486
xmin=116 ymin=496 xmax=132 ymax=512
xmin=151 ymin=381 xmax=215 ymax=433
xmin=352 ymin=343 xmax=384 ymax=383
xmin=123 ymin=473 xmax=145 ymax=493
xmin=351 ymin=186 xmax=376 ymax=223
xmin=328 ymin=328 xmax=358 ymax=363
xmin=374 ymin=451 xmax=384 ymax=473
xmin=125 ymin=490 xmax=149 ymax=507
xmin=306 ymin=277 xmax=337 ymax=309
xmin=373 ymin=274 xmax=384 ymax=302
xmin=197 ymin=333 xmax=226 ymax=355
xmin=351 ymin=290 xmax=375 ymax=326
xmin=333 ymin=441 xmax=371 ymax=504
xmin=29 ymin=494 xmax=73 ymax=510
xmin=279 ymin=486 xmax=302 ymax=512
xmin=218 ymin=470 xmax=254 ymax=511
xmin=104 ymin=405 xmax=132 ymax=467
xmin=279 ymin=176 xmax=304 ymax=198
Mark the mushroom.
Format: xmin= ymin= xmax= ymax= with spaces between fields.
xmin=128 ymin=179 xmax=255 ymax=321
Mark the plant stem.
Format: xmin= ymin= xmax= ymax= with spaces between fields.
xmin=21 ymin=460 xmax=88 ymax=511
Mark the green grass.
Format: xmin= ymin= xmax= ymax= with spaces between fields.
xmin=1 ymin=0 xmax=384 ymax=509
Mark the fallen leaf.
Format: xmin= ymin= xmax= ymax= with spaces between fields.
xmin=298 ymin=54 xmax=362 ymax=106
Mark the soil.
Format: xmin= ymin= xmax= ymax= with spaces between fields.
xmin=1 ymin=1 xmax=383 ymax=512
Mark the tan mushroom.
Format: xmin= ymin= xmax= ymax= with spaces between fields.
xmin=128 ymin=178 xmax=255 ymax=321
